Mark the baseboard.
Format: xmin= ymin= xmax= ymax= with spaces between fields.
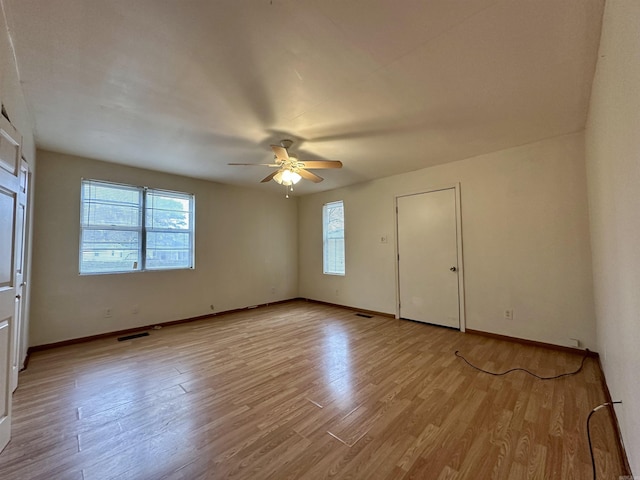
xmin=26 ymin=298 xmax=299 ymax=356
xmin=20 ymin=352 xmax=31 ymax=371
xmin=465 ymin=328 xmax=599 ymax=357
xmin=299 ymin=298 xmax=396 ymax=319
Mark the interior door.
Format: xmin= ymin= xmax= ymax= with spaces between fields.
xmin=397 ymin=188 xmax=460 ymax=328
xmin=11 ymin=161 xmax=29 ymax=392
xmin=0 ymin=115 xmax=21 ymax=452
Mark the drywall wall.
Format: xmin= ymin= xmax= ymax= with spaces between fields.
xmin=30 ymin=150 xmax=298 ymax=345
xmin=299 ymin=132 xmax=596 ymax=349
xmin=585 ymin=0 xmax=640 ymax=473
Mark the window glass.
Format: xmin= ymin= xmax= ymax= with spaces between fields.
xmin=323 ymin=200 xmax=345 ymax=275
xmin=80 ymin=181 xmax=142 ymax=274
xmin=145 ymin=190 xmax=194 ymax=270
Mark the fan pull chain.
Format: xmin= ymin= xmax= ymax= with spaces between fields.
xmin=284 ymin=184 xmax=294 ymax=198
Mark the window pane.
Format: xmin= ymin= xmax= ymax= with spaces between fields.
xmin=323 ymin=201 xmax=345 ymax=275
xmin=82 ymin=182 xmax=141 ymax=227
xmin=146 ymin=231 xmax=192 ymax=269
xmin=145 ymin=191 xmax=192 ymax=230
xmin=145 ymin=189 xmax=194 ymax=269
xmin=80 ymin=229 xmax=141 ymax=273
xmin=80 ymin=180 xmax=143 ymax=274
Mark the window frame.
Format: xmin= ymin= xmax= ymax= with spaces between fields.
xmin=79 ymin=179 xmax=195 ymax=275
xmin=322 ymin=200 xmax=345 ymax=276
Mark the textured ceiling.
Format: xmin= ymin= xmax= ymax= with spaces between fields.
xmin=5 ymin=0 xmax=604 ymax=195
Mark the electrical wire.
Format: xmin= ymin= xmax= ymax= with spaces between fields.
xmin=587 ymin=401 xmax=622 ymax=480
xmin=454 ymin=348 xmax=589 ymax=379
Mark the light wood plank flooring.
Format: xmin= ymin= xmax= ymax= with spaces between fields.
xmin=0 ymin=301 xmax=628 ymax=479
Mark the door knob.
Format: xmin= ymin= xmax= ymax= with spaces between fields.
xmin=450 ymin=267 xmax=457 ymax=272
xmin=15 ymin=294 xmax=21 ymax=300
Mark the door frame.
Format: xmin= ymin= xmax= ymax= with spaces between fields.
xmin=394 ymin=183 xmax=466 ymax=332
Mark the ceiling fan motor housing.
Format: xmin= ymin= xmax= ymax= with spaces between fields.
xmin=280 ymin=139 xmax=294 ymax=149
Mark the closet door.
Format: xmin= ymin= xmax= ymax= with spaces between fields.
xmin=0 ymin=115 xmax=22 ymax=452
xmin=11 ymin=160 xmax=29 ymax=392
xmin=397 ymin=188 xmax=461 ymax=329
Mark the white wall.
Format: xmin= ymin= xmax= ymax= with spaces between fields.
xmin=30 ymin=150 xmax=298 ymax=345
xmin=299 ymin=132 xmax=596 ymax=349
xmin=585 ymin=0 xmax=640 ymax=473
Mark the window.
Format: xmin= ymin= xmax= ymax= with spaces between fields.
xmin=323 ymin=200 xmax=345 ymax=275
xmin=80 ymin=179 xmax=194 ymax=274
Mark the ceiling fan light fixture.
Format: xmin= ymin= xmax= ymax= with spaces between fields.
xmin=283 ymin=169 xmax=301 ymax=184
xmin=273 ymin=168 xmax=301 ymax=186
xmin=273 ymin=170 xmax=285 ymax=185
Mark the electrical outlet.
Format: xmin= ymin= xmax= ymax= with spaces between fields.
xmin=504 ymin=309 xmax=513 ymax=320
xmin=568 ymin=338 xmax=580 ymax=348
xmin=104 ymin=308 xmax=113 ymax=318
xmin=210 ymin=304 xmax=215 ymax=311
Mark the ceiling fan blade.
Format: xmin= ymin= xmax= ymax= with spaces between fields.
xmin=260 ymin=171 xmax=278 ymax=183
xmin=297 ymin=168 xmax=324 ymax=183
xmin=298 ymin=160 xmax=343 ymax=169
xmin=271 ymin=145 xmax=290 ymax=162
xmin=228 ymin=163 xmax=280 ymax=167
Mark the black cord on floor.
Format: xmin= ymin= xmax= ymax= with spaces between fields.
xmin=454 ymin=348 xmax=589 ymax=379
xmin=455 ymin=349 xmax=621 ymax=477
xmin=587 ymin=401 xmax=622 ymax=480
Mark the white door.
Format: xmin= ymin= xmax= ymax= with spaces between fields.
xmin=11 ymin=160 xmax=29 ymax=392
xmin=397 ymin=188 xmax=460 ymax=328
xmin=0 ymin=115 xmax=22 ymax=452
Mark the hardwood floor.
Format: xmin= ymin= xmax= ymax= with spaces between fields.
xmin=0 ymin=301 xmax=628 ymax=479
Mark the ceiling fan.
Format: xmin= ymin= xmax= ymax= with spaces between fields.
xmin=228 ymin=140 xmax=342 ymax=196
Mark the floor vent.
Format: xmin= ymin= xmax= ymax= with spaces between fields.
xmin=355 ymin=313 xmax=373 ymax=318
xmin=117 ymin=332 xmax=150 ymax=342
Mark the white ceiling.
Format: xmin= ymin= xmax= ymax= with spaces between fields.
xmin=5 ymin=0 xmax=604 ymax=195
